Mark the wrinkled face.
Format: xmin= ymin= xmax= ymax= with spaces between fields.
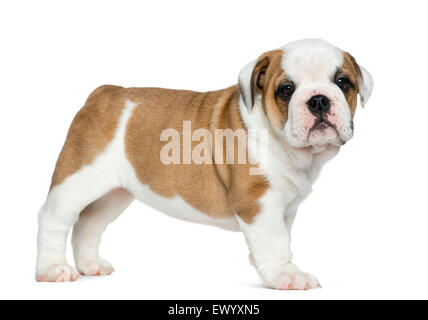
xmin=239 ymin=39 xmax=373 ymax=148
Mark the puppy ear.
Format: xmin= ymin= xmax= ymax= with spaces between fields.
xmin=238 ymin=56 xmax=270 ymax=109
xmin=358 ymin=66 xmax=374 ymax=108
xmin=347 ymin=53 xmax=374 ymax=108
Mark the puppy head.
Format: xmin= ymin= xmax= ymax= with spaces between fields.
xmin=238 ymin=39 xmax=373 ymax=148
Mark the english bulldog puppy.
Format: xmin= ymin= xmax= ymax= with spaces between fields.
xmin=36 ymin=39 xmax=373 ymax=290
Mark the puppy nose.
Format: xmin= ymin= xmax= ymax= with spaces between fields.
xmin=307 ymin=95 xmax=331 ymax=114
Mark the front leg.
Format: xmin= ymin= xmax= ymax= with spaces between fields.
xmin=238 ymin=194 xmax=320 ymax=290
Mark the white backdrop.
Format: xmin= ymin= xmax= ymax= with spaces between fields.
xmin=1 ymin=0 xmax=427 ymax=299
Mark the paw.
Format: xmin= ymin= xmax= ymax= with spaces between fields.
xmin=36 ymin=264 xmax=80 ymax=282
xmin=77 ymin=259 xmax=115 ymax=276
xmin=267 ymin=271 xmax=320 ymax=290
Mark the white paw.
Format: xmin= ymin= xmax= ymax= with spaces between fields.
xmin=77 ymin=259 xmax=115 ymax=276
xmin=36 ymin=264 xmax=80 ymax=282
xmin=267 ymin=270 xmax=320 ymax=290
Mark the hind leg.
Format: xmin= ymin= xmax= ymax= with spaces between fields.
xmin=72 ymin=188 xmax=133 ymax=276
xmin=36 ymin=164 xmax=119 ymax=282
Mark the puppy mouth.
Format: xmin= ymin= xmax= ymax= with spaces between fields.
xmin=307 ymin=117 xmax=348 ymax=146
xmin=309 ymin=117 xmax=336 ymax=133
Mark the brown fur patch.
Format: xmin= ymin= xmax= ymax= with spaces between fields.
xmin=124 ymin=86 xmax=269 ymax=223
xmin=50 ymin=85 xmax=124 ymax=189
xmin=341 ymin=52 xmax=362 ymax=116
xmin=252 ymin=50 xmax=290 ymax=133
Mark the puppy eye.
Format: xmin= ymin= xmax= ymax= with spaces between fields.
xmin=335 ymin=76 xmax=353 ymax=92
xmin=277 ymin=83 xmax=295 ymax=100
